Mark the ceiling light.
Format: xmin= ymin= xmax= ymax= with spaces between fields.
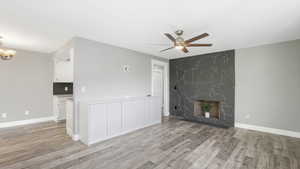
xmin=175 ymin=37 xmax=184 ymax=43
xmin=0 ymin=37 xmax=16 ymax=61
xmin=175 ymin=45 xmax=184 ymax=50
xmin=0 ymin=49 xmax=16 ymax=61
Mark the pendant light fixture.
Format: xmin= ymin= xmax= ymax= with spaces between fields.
xmin=0 ymin=36 xmax=16 ymax=61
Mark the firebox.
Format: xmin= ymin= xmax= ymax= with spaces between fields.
xmin=193 ymin=100 xmax=221 ymax=120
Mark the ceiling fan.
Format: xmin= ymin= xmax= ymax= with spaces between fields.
xmin=161 ymin=30 xmax=212 ymax=53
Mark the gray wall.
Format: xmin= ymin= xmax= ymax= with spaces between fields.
xmin=72 ymin=37 xmax=167 ymax=133
xmin=235 ymin=39 xmax=300 ymax=132
xmin=170 ymin=50 xmax=235 ymax=127
xmin=0 ymin=49 xmax=53 ymax=122
xmin=73 ymin=37 xmax=167 ymax=100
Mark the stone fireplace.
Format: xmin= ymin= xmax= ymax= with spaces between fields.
xmin=169 ymin=50 xmax=235 ymax=127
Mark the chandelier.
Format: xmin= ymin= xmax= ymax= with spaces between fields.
xmin=0 ymin=37 xmax=16 ymax=61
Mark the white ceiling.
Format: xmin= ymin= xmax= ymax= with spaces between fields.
xmin=1 ymin=0 xmax=300 ymax=59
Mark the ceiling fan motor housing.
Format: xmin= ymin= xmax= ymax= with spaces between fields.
xmin=175 ymin=30 xmax=184 ymax=36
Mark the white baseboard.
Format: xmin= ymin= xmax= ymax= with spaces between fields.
xmin=164 ymin=111 xmax=170 ymax=116
xmin=54 ymin=117 xmax=66 ymax=122
xmin=72 ymin=134 xmax=80 ymax=141
xmin=235 ymin=123 xmax=300 ymax=138
xmin=0 ymin=116 xmax=55 ymax=128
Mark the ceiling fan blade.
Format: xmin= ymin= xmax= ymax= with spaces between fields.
xmin=182 ymin=47 xmax=189 ymax=53
xmin=187 ymin=44 xmax=212 ymax=47
xmin=164 ymin=33 xmax=176 ymax=43
xmin=185 ymin=33 xmax=209 ymax=44
xmin=160 ymin=47 xmax=174 ymax=52
xmin=148 ymin=43 xmax=171 ymax=46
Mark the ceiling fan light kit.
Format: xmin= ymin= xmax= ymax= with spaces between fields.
xmin=161 ymin=30 xmax=212 ymax=53
xmin=175 ymin=45 xmax=184 ymax=50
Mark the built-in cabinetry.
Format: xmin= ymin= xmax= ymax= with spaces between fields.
xmin=53 ymin=47 xmax=74 ymax=82
xmin=53 ymin=95 xmax=72 ymax=121
xmin=66 ymin=98 xmax=74 ymax=137
xmin=79 ymin=96 xmax=162 ymax=145
xmin=52 ymin=47 xmax=74 ymax=128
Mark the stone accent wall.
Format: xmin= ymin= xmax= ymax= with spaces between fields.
xmin=169 ymin=50 xmax=235 ymax=127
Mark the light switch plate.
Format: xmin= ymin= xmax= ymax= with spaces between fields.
xmin=1 ymin=113 xmax=7 ymax=118
xmin=81 ymin=86 xmax=86 ymax=93
xmin=25 ymin=110 xmax=30 ymax=115
xmin=245 ymin=114 xmax=251 ymax=119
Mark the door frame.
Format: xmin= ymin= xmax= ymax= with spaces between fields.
xmin=151 ymin=59 xmax=169 ymax=116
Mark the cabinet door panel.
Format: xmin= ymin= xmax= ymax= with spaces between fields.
xmin=107 ymin=102 xmax=122 ymax=136
xmin=144 ymin=100 xmax=151 ymax=125
xmin=135 ymin=100 xmax=147 ymax=128
xmin=66 ymin=100 xmax=73 ymax=136
xmin=89 ymin=104 xmax=107 ymax=142
xmin=123 ymin=101 xmax=137 ymax=131
xmin=150 ymin=98 xmax=162 ymax=124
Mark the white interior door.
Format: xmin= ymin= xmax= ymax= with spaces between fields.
xmin=152 ymin=70 xmax=164 ymax=116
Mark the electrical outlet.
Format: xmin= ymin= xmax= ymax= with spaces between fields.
xmin=2 ymin=113 xmax=7 ymax=118
xmin=25 ymin=110 xmax=30 ymax=115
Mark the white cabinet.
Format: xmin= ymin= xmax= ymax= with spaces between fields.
xmin=79 ymin=96 xmax=162 ymax=145
xmin=123 ymin=101 xmax=140 ymax=131
xmin=107 ymin=102 xmax=123 ymax=136
xmin=66 ymin=99 xmax=74 ymax=137
xmin=53 ymin=48 xmax=74 ymax=82
xmin=54 ymin=60 xmax=73 ymax=82
xmin=150 ymin=98 xmax=162 ymax=123
xmin=53 ymin=96 xmax=72 ymax=121
xmin=89 ymin=104 xmax=107 ymax=142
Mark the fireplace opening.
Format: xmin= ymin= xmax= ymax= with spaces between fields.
xmin=193 ymin=100 xmax=221 ymax=120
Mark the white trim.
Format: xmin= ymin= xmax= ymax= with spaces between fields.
xmin=54 ymin=117 xmax=66 ymax=123
xmin=0 ymin=116 xmax=55 ymax=128
xmin=151 ymin=59 xmax=169 ymax=116
xmin=235 ymin=123 xmax=300 ymax=138
xmin=72 ymin=134 xmax=80 ymax=141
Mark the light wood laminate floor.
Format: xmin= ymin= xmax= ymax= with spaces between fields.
xmin=0 ymin=118 xmax=299 ymax=169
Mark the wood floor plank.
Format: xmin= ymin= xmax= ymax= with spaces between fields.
xmin=1 ymin=118 xmax=299 ymax=169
